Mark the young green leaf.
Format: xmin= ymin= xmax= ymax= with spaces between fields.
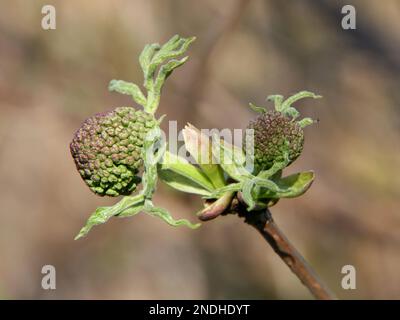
xmin=211 ymin=134 xmax=252 ymax=182
xmin=274 ymin=171 xmax=315 ymax=198
xmin=258 ymin=171 xmax=315 ymax=199
xmin=182 ymin=124 xmax=226 ymax=188
xmin=158 ymin=151 xmax=215 ymax=195
xmin=159 ymin=170 xmax=213 ymax=196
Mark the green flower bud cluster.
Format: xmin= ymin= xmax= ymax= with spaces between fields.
xmin=70 ymin=106 xmax=156 ymax=196
xmin=246 ymin=111 xmax=304 ymax=171
xmin=244 ymin=91 xmax=321 ymax=173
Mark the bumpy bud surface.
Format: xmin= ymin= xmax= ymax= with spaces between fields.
xmin=245 ymin=111 xmax=304 ymax=171
xmin=70 ymin=107 xmax=156 ymax=196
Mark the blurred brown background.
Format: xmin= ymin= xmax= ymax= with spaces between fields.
xmin=0 ymin=0 xmax=399 ymax=299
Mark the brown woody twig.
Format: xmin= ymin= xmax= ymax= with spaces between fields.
xmin=237 ymin=205 xmax=336 ymax=300
xmin=203 ymin=194 xmax=336 ymax=300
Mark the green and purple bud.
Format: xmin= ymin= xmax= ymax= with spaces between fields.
xmin=246 ymin=110 xmax=304 ymax=171
xmin=244 ymin=91 xmax=321 ymax=173
xmin=70 ymin=106 xmax=156 ymax=196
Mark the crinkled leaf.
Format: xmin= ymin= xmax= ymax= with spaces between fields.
xmin=144 ymin=57 xmax=189 ymax=114
xmin=205 ymin=182 xmax=242 ymax=199
xmin=241 ymin=176 xmax=282 ymax=210
xmin=249 ymin=102 xmax=266 ymax=114
xmin=285 ymin=107 xmax=300 ymax=119
xmin=139 ymin=43 xmax=161 ymax=85
xmin=141 ymin=127 xmax=165 ymax=199
xmin=75 ymin=194 xmax=145 ymax=240
xmin=108 ymin=80 xmax=147 ymax=106
xmin=280 ymin=91 xmax=322 ymax=119
xmin=281 ymin=91 xmax=322 ymax=111
xmin=116 ymin=199 xmax=145 ymax=218
xmin=144 ymin=200 xmax=200 ymax=229
xmin=182 ymin=124 xmax=225 ymax=188
xmin=155 ymin=57 xmax=188 ymax=87
xmin=267 ymin=94 xmax=284 ymax=111
xmin=252 ymin=177 xmax=281 ymax=193
xmin=298 ymin=117 xmax=315 ymax=128
xmin=140 ymin=35 xmax=195 ymax=113
xmin=149 ymin=36 xmax=195 ymax=76
xmin=242 ymin=179 xmax=256 ymax=211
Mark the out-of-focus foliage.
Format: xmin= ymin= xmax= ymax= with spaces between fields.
xmin=0 ymin=0 xmax=400 ymax=299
